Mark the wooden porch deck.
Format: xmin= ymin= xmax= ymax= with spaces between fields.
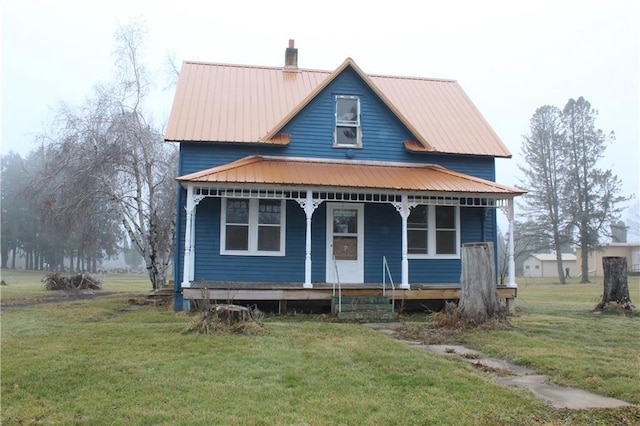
xmin=183 ymin=282 xmax=517 ymax=313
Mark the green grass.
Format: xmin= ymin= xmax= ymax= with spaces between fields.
xmin=0 ymin=268 xmax=150 ymax=302
xmin=1 ymin=274 xmax=639 ymax=425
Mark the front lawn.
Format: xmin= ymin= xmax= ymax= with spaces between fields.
xmin=1 ymin=274 xmax=638 ymax=425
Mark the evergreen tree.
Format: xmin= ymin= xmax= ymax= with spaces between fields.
xmin=519 ymin=105 xmax=570 ymax=283
xmin=562 ymin=97 xmax=626 ymax=282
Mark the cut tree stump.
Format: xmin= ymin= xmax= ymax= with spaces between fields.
xmin=595 ymin=256 xmax=635 ymax=315
xmin=458 ymin=242 xmax=502 ymax=323
xmin=212 ymin=304 xmax=252 ymax=323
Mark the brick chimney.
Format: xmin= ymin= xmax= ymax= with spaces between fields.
xmin=284 ymin=39 xmax=298 ymax=69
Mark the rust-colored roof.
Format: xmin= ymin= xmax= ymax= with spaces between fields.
xmin=177 ymin=156 xmax=524 ymax=196
xmin=165 ymin=59 xmax=512 ymax=158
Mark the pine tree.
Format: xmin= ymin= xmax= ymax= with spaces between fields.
xmin=562 ymin=97 xmax=626 ymax=282
xmin=519 ymin=105 xmax=570 ymax=283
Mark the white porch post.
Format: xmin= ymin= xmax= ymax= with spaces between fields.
xmin=507 ymin=198 xmax=517 ymax=287
xmin=393 ymin=195 xmax=413 ymax=290
xmin=182 ymin=186 xmax=195 ymax=288
xmin=297 ymin=190 xmax=321 ymax=289
xmin=182 ymin=186 xmax=203 ymax=288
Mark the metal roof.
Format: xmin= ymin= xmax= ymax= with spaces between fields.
xmin=165 ymin=58 xmax=512 ymax=158
xmin=177 ymin=156 xmax=524 ymax=196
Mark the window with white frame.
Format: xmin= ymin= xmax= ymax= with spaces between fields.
xmin=407 ymin=205 xmax=460 ymax=257
xmin=334 ymin=95 xmax=361 ymax=147
xmin=221 ymin=198 xmax=286 ymax=255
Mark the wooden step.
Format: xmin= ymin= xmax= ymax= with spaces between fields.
xmin=331 ymin=296 xmax=395 ymax=321
xmin=338 ymin=303 xmax=393 ymax=312
xmin=337 ymin=310 xmax=398 ymax=321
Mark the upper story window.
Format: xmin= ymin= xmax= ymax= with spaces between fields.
xmin=221 ymin=198 xmax=286 ymax=256
xmin=407 ymin=205 xmax=460 ymax=258
xmin=334 ymin=95 xmax=361 ymax=147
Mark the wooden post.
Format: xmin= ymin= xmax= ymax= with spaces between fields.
xmin=458 ymin=242 xmax=501 ymax=323
xmin=595 ymin=256 xmax=635 ymax=314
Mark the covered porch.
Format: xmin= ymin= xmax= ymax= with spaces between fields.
xmin=176 ymin=156 xmax=524 ymax=311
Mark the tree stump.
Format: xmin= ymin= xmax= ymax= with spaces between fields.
xmin=213 ymin=304 xmax=252 ymax=324
xmin=595 ymin=256 xmax=635 ymax=315
xmin=458 ymin=242 xmax=502 ymax=323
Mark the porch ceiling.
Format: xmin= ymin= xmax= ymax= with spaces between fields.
xmin=177 ymin=156 xmax=525 ymax=197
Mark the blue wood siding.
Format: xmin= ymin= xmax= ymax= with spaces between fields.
xmin=173 ymin=65 xmax=501 ymax=305
xmin=364 ymin=204 xmax=402 ymax=282
xmin=406 ymin=207 xmax=497 ymax=284
xmin=181 ymin=200 xmax=495 ymax=286
xmin=191 ymin=198 xmax=306 ymax=282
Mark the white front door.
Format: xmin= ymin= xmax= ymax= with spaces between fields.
xmin=326 ymin=203 xmax=364 ymax=283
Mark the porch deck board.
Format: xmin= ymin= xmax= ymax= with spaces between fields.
xmin=183 ymin=282 xmax=516 ymax=302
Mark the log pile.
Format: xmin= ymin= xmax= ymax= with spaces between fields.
xmin=42 ymin=273 xmax=102 ymax=291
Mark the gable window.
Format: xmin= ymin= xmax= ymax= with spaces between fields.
xmin=407 ymin=205 xmax=460 ymax=258
xmin=221 ymin=198 xmax=286 ymax=256
xmin=334 ymin=95 xmax=361 ymax=147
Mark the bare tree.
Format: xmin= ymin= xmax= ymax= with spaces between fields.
xmin=27 ymin=19 xmax=177 ymax=288
xmin=102 ymin=19 xmax=177 ymax=289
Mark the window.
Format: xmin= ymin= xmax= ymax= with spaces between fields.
xmin=334 ymin=95 xmax=361 ymax=147
xmin=407 ymin=205 xmax=460 ymax=258
xmin=221 ymin=198 xmax=285 ymax=255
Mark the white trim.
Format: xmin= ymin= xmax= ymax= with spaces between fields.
xmin=191 ymin=185 xmax=511 ymax=206
xmin=220 ymin=198 xmax=286 ymax=256
xmin=326 ymin=203 xmax=365 ymax=283
xmin=333 ymin=95 xmax=362 ymax=148
xmin=407 ymin=205 xmax=461 ymax=259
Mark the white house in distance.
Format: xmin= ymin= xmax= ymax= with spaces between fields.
xmin=576 ymin=243 xmax=640 ymax=276
xmin=522 ymin=253 xmax=577 ymax=278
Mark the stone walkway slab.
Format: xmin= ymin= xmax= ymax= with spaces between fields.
xmin=363 ymin=323 xmax=634 ymax=410
xmin=497 ymin=375 xmax=632 ymax=410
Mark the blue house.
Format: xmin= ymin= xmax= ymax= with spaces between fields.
xmin=165 ymin=41 xmax=523 ymax=311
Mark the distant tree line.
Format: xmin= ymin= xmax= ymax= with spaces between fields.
xmin=1 ymin=19 xmax=178 ymax=290
xmin=517 ymin=97 xmax=629 ymax=283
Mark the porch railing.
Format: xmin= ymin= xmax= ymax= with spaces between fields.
xmin=332 ymin=255 xmax=342 ymax=313
xmin=382 ymin=256 xmax=395 ymax=313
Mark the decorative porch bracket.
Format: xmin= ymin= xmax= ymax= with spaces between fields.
xmin=182 ymin=185 xmax=205 ymax=288
xmin=392 ymin=194 xmax=417 ymax=289
xmin=295 ymin=190 xmax=322 ymax=288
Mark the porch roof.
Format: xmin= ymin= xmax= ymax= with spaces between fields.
xmin=177 ymin=156 xmax=525 ymax=197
